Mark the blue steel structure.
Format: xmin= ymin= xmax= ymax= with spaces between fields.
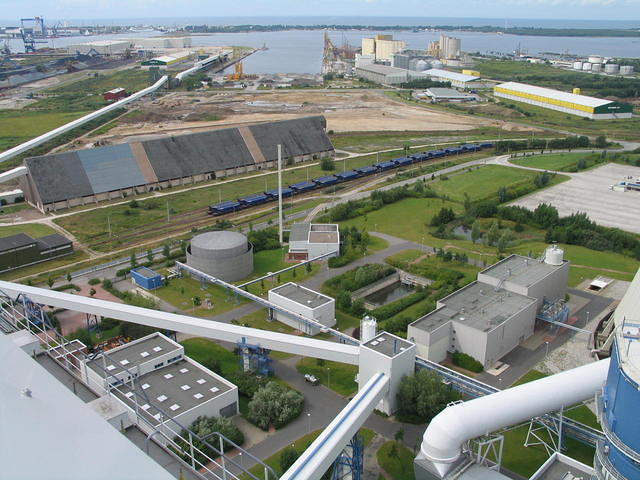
xmin=236 ymin=337 xmax=273 ymax=376
xmin=596 ymin=325 xmax=640 ymax=479
xmin=331 ymin=435 xmax=363 ymax=480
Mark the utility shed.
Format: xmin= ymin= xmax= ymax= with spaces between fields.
xmin=268 ymin=282 xmax=336 ymax=335
xmin=288 ymin=223 xmax=340 ymax=261
xmin=130 ymin=266 xmax=163 ymax=290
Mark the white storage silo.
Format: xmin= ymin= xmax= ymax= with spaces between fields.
xmin=582 ymin=62 xmax=592 ymax=71
xmin=416 ymin=59 xmax=430 ymax=71
xmin=620 ymin=66 xmax=634 ymax=75
xmin=605 ymin=64 xmax=619 ymax=74
xmin=544 ymin=245 xmax=564 ymax=266
xmin=592 ymin=63 xmax=602 ymax=73
xmin=360 ymin=315 xmax=377 ymax=343
xmin=431 ymin=60 xmax=443 ymax=69
xmin=573 ymin=62 xmax=583 ymax=70
xmin=588 ymin=55 xmax=604 ymax=64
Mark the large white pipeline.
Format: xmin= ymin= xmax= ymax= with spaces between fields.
xmin=420 ymin=359 xmax=610 ymax=477
xmin=0 ymin=75 xmax=168 ymax=165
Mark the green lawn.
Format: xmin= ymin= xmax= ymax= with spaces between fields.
xmin=385 ymin=249 xmax=481 ymax=285
xmin=0 ymin=223 xmax=58 ymax=238
xmin=568 ymin=266 xmax=636 ymax=288
xmin=180 ymin=337 xmax=240 ymax=376
xmin=295 ymin=357 xmax=358 ymax=396
xmin=153 ymin=275 xmax=248 ymax=316
xmin=233 ymin=308 xmax=295 ymax=335
xmin=243 ymin=248 xmax=320 ymax=296
xmin=377 ymin=441 xmax=416 ymax=480
xmin=0 ymin=110 xmax=89 ymax=152
xmin=429 ymin=165 xmax=565 ymax=203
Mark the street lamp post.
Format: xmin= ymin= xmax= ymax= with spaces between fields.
xmin=545 ymin=341 xmax=550 ymax=359
xmin=327 ymin=367 xmax=331 ymax=390
xmin=307 ymin=413 xmax=311 ymax=434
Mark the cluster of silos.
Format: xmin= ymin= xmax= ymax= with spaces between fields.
xmin=574 ymin=56 xmax=635 ymax=76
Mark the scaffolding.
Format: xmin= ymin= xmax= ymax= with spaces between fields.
xmin=236 ymin=337 xmax=273 ymax=376
xmin=537 ymin=298 xmax=570 ymax=334
xmin=331 ymin=434 xmax=364 ymax=480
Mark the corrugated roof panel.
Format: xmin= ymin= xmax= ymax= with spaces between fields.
xmin=495 ymin=82 xmax=611 ymax=108
xmin=78 ymin=144 xmax=146 ymax=193
xmin=424 ymin=69 xmax=480 ymax=82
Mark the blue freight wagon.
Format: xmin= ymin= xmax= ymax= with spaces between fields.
xmin=355 ymin=165 xmax=377 ymax=176
xmin=209 ymin=200 xmax=241 ymax=215
xmin=393 ymin=157 xmax=414 ymax=167
xmin=265 ymin=187 xmax=294 ymax=198
xmin=238 ymin=193 xmax=269 ymax=206
xmin=313 ymin=175 xmax=338 ymax=186
xmin=289 ymin=181 xmax=317 ymax=193
xmin=373 ymin=161 xmax=396 ymax=171
xmin=335 ymin=170 xmax=359 ymax=181
xmin=480 ymin=142 xmax=493 ymax=148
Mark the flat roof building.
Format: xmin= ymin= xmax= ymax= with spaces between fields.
xmin=422 ymin=69 xmax=482 ymax=89
xmin=422 ymin=88 xmax=476 ymax=102
xmin=288 ymin=223 xmax=340 ymax=261
xmin=0 ymin=232 xmax=73 ymax=273
xmin=82 ymin=333 xmax=239 ymax=434
xmin=494 ymin=82 xmax=633 ymax=119
xmin=408 ymin=250 xmax=569 ymax=368
xmin=268 ymin=282 xmax=336 ymax=335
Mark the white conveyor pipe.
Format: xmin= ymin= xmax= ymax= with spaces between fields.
xmin=420 ymin=359 xmax=610 ymax=477
xmin=0 ymin=166 xmax=28 ymax=183
xmin=0 ymin=75 xmax=168 ymax=164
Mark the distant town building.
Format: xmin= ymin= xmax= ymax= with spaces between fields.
xmin=361 ymin=34 xmax=406 ymax=61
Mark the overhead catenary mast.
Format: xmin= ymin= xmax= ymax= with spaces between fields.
xmin=278 ymin=144 xmax=284 ymax=244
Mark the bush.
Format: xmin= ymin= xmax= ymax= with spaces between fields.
xmin=280 ymin=447 xmax=300 ymax=473
xmin=102 ymin=278 xmax=112 ymax=289
xmin=172 ymin=416 xmax=244 ymax=466
xmin=396 ymin=370 xmax=458 ymax=423
xmin=325 ymin=264 xmax=395 ymax=293
xmin=452 ymin=351 xmax=484 ymax=373
xmin=320 ymin=157 xmax=335 ymax=171
xmin=88 ymin=278 xmax=101 ymax=285
xmin=100 ymin=317 xmax=121 ymax=331
xmin=53 ymin=283 xmax=78 ymax=292
xmin=247 ymin=382 xmax=304 ymax=430
xmin=247 ymin=227 xmax=281 ymax=253
xmin=369 ymin=290 xmax=427 ymax=320
xmin=226 ymin=372 xmax=269 ymax=398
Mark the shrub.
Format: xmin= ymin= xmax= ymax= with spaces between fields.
xmin=325 ymin=264 xmax=395 ymax=293
xmin=369 ymin=290 xmax=427 ymax=320
xmin=452 ymin=351 xmax=484 ymax=373
xmin=88 ymin=278 xmax=101 ymax=285
xmin=320 ymin=157 xmax=335 ymax=171
xmin=396 ymin=370 xmax=458 ymax=423
xmin=100 ymin=317 xmax=121 ymax=331
xmin=171 ymin=416 xmax=244 ymax=466
xmin=247 ymin=382 xmax=304 ymax=430
xmin=226 ymin=372 xmax=269 ymax=398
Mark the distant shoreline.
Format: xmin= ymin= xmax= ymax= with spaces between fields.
xmin=180 ymin=25 xmax=640 ymax=38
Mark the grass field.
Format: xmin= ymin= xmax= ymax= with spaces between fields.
xmin=180 ymin=337 xmax=240 ymax=376
xmin=295 ymin=357 xmax=358 ymax=396
xmin=233 ymin=308 xmax=295 ymax=335
xmin=385 ymin=249 xmax=481 ymax=285
xmin=377 ymin=441 xmax=416 ymax=480
xmin=0 ymin=223 xmax=58 ymax=238
xmin=429 ymin=165 xmax=567 ymax=203
xmin=0 ymin=110 xmax=89 ymax=152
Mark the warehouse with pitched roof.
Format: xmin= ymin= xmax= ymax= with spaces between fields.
xmin=494 ymin=82 xmax=633 ymax=119
xmin=20 ymin=116 xmax=334 ymax=212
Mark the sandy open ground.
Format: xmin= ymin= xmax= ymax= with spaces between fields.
xmin=98 ymin=90 xmax=535 ymax=145
xmin=510 ymin=163 xmax=640 ymax=234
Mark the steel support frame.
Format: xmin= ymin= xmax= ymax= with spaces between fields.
xmin=524 ymin=406 xmax=565 ymax=456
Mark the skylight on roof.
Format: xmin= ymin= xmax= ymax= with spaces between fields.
xmin=169 ymin=404 xmax=180 ymax=411
xmin=196 ymin=378 xmax=206 ymax=385
xmin=153 ymin=346 xmax=163 ymax=352
xmin=210 ymin=387 xmax=219 ymax=393
xmin=124 ymin=391 xmax=134 ymax=398
xmin=120 ymin=359 xmax=129 ymax=366
xmin=180 ymin=368 xmax=189 ymax=373
xmin=157 ymin=395 xmax=167 ymax=402
xmin=106 ymin=365 xmax=116 ymax=371
xmin=193 ymin=393 xmax=204 ymax=399
xmin=142 ymin=383 xmax=150 ymax=390
xmin=163 ymin=373 xmax=173 ymax=379
xmin=142 ymin=404 xmax=150 ymax=410
xmin=140 ymin=351 xmax=149 ymax=357
xmin=181 ymin=385 xmax=191 ymax=391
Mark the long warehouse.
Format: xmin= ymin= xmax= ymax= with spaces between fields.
xmin=494 ymin=81 xmax=633 ymax=119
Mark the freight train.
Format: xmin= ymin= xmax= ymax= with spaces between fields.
xmin=208 ymin=143 xmax=493 ymax=215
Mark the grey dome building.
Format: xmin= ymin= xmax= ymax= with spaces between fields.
xmin=186 ymin=231 xmax=253 ymax=282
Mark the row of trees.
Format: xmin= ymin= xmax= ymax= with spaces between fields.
xmin=493 ymin=135 xmax=600 ymax=154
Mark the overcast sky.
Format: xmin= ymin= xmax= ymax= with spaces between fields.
xmin=1 ymin=0 xmax=639 ymax=22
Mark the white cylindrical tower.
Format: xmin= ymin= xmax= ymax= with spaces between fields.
xmin=544 ymin=244 xmax=564 ymax=266
xmin=361 ymin=315 xmax=377 ymax=343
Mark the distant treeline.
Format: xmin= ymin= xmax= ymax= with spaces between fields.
xmin=180 ymin=24 xmax=640 ymax=37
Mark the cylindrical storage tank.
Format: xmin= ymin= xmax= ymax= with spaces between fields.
xmin=416 ymin=59 xmax=430 ymax=72
xmin=544 ymin=245 xmax=564 ymax=266
xmin=605 ymin=64 xmax=619 ymax=74
xmin=582 ymin=62 xmax=592 ymax=71
xmin=361 ymin=316 xmax=377 ymax=343
xmin=186 ymin=231 xmax=253 ymax=282
xmin=432 ymin=60 xmax=443 ymax=69
xmin=573 ymin=88 xmax=581 ymax=95
xmin=591 ymin=63 xmax=602 ymax=73
xmin=620 ymin=66 xmax=634 ymax=75
xmin=573 ymin=62 xmax=583 ymax=70
xmin=588 ymin=55 xmax=604 ymax=64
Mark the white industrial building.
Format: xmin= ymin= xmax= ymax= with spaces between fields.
xmin=408 ymin=249 xmax=569 ymax=368
xmin=82 ymin=333 xmax=239 ymax=434
xmin=268 ymin=282 xmax=336 ymax=335
xmin=288 ymin=223 xmax=340 ymax=260
xmin=358 ymin=332 xmax=415 ymax=415
xmin=422 ymin=69 xmax=483 ymax=89
xmin=494 ymin=82 xmax=633 ymax=119
xmin=66 ymin=40 xmax=132 ymax=55
xmin=421 ymin=88 xmax=476 ymax=102
xmin=361 ymin=34 xmax=406 ymax=61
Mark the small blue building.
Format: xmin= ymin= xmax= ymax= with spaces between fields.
xmin=130 ymin=266 xmax=163 ymax=290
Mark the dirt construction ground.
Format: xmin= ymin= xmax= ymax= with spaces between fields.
xmin=96 ymin=90 xmax=533 ymax=145
xmin=510 ymin=163 xmax=640 ymax=234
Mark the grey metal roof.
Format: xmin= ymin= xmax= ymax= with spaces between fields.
xmin=480 ymin=254 xmax=564 ymax=288
xmin=78 ymin=144 xmax=146 ymax=192
xmin=0 ymin=233 xmax=36 ymax=252
xmin=363 ymin=332 xmax=413 ymax=358
xmin=289 ymin=223 xmax=311 ymax=242
xmin=426 ymin=88 xmax=473 ymax=99
xmin=411 ymin=281 xmax=536 ymax=333
xmin=271 ymin=282 xmax=333 ymax=308
xmin=113 ymin=358 xmax=233 ymax=427
xmin=25 ymin=151 xmax=94 ymax=204
xmin=36 ymin=233 xmax=72 ymax=250
xmin=0 ymin=332 xmax=175 ymax=480
xmin=191 ymin=231 xmax=247 ymax=251
xmin=132 ymin=266 xmax=160 ymax=279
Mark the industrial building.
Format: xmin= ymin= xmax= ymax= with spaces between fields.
xmin=288 ymin=223 xmax=340 ymax=260
xmin=186 ymin=231 xmax=253 ymax=282
xmin=354 ymin=63 xmax=433 ymax=85
xmin=421 ymin=88 xmax=476 ymax=103
xmin=427 ymin=34 xmax=462 ymax=60
xmin=268 ymin=282 xmax=336 ymax=335
xmin=141 ymin=50 xmax=192 ymax=69
xmin=66 ymin=40 xmax=132 ymax=55
xmin=20 ymin=116 xmax=334 ymax=212
xmin=82 ymin=332 xmax=239 ymax=433
xmin=102 ymin=87 xmax=127 ymax=102
xmin=422 ymin=69 xmax=483 ymax=89
xmin=0 ymin=232 xmax=73 ymax=273
xmin=361 ymin=34 xmax=406 ymax=61
xmin=130 ymin=266 xmax=163 ymax=290
xmin=134 ymin=37 xmax=192 ymax=49
xmin=494 ymin=82 xmax=633 ymax=119
xmin=390 ymin=52 xmax=432 ymax=71
xmin=408 ymin=249 xmax=569 ymax=368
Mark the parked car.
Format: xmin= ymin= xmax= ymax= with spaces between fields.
xmin=304 ymin=373 xmax=319 ymax=385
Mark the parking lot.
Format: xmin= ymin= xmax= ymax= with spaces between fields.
xmin=510 ymin=163 xmax=640 ymax=234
